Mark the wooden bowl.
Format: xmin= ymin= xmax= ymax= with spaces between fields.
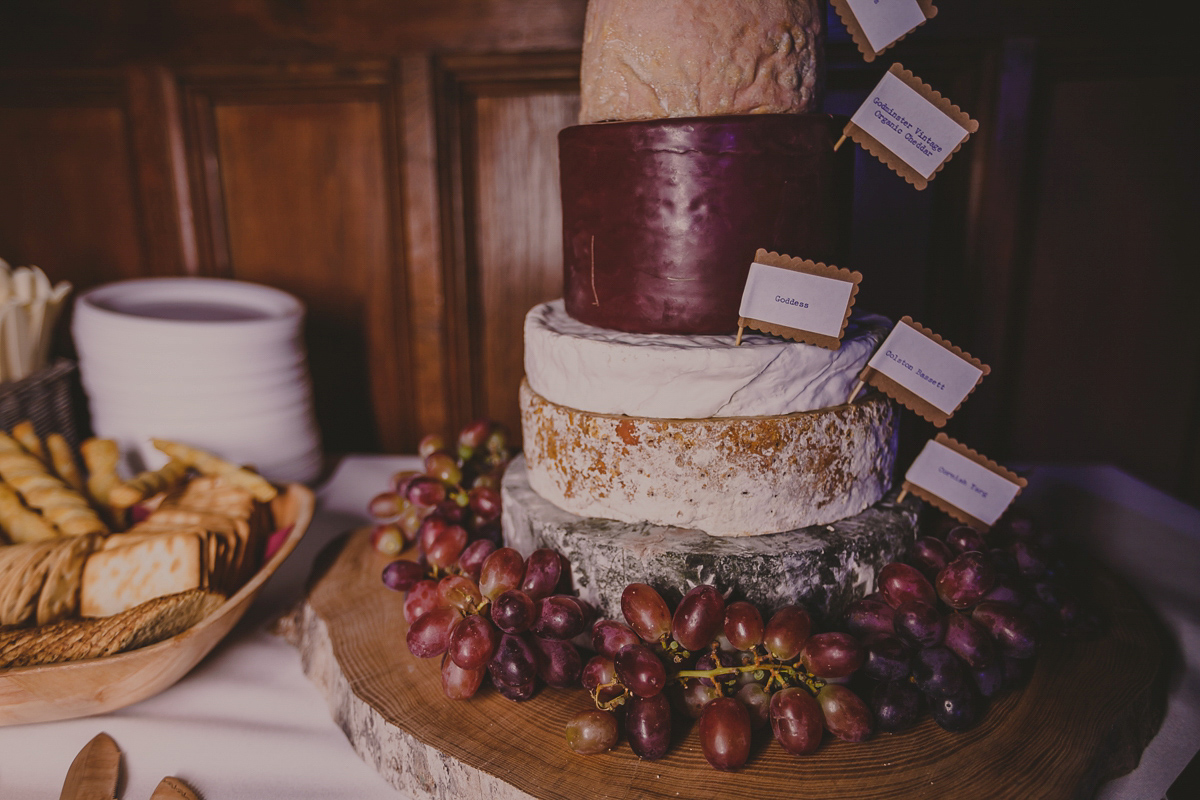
xmin=0 ymin=482 xmax=314 ymax=725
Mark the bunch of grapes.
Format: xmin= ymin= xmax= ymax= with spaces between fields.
xmin=383 ymin=544 xmax=591 ymax=701
xmin=367 ymin=419 xmax=514 ymax=558
xmin=566 ymin=582 xmax=873 ymax=770
xmin=845 ymin=511 xmax=1101 ymax=734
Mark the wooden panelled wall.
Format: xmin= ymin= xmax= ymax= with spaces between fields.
xmin=0 ymin=1 xmax=1197 ymax=506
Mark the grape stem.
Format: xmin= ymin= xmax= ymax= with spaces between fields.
xmin=673 ymin=663 xmax=826 ymax=696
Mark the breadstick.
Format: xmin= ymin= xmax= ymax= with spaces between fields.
xmin=0 ymin=450 xmax=108 ymax=536
xmin=0 ymin=431 xmax=24 ymax=454
xmin=0 ymin=482 xmax=58 ymax=543
xmin=80 ymin=438 xmax=121 ymax=509
xmin=46 ymin=434 xmax=86 ymax=495
xmin=152 ymin=439 xmax=277 ymax=502
xmin=110 ymin=459 xmax=189 ymax=509
xmin=10 ymin=421 xmax=47 ymax=465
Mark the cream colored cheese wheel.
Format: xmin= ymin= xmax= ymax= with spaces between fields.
xmin=580 ymin=0 xmax=823 ymax=123
xmin=520 ymin=379 xmax=898 ymax=537
xmin=524 ymin=300 xmax=890 ymax=419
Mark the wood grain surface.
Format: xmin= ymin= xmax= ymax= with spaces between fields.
xmin=287 ymin=528 xmax=1167 ymax=800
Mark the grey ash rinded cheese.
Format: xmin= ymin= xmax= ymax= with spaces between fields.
xmin=502 ymin=456 xmax=920 ymax=624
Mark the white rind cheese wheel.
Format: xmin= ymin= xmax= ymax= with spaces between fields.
xmin=579 ymin=0 xmax=824 ymax=124
xmin=524 ymin=300 xmax=890 ymax=419
xmin=520 ymin=379 xmax=899 ymax=537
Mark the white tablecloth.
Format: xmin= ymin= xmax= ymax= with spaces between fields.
xmin=0 ymin=457 xmax=1196 ymax=799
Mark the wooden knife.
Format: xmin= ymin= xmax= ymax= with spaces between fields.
xmin=58 ymin=733 xmax=120 ymax=800
xmin=150 ymin=776 xmax=201 ymax=800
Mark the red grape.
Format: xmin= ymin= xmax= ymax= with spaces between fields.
xmin=937 ymin=552 xmax=997 ymax=609
xmin=565 ymin=710 xmax=618 ymax=755
xmin=677 ymin=678 xmax=723 ymax=719
xmin=458 ymin=418 xmax=492 ymax=450
xmin=860 ymin=634 xmax=911 ymax=682
xmin=479 ymin=548 xmax=525 ymax=600
xmin=893 ymin=600 xmax=946 ymax=647
xmin=381 ymin=559 xmax=424 ymax=593
xmin=582 ymin=655 xmax=622 ymax=703
xmin=437 ymin=574 xmax=482 ymax=613
xmin=532 ymin=595 xmax=589 ymax=640
xmin=407 ymin=607 xmax=462 ymax=658
xmin=769 ymin=687 xmax=823 ymax=755
xmin=621 ymin=583 xmax=672 ymax=644
xmin=489 ymin=633 xmax=538 ymax=688
xmin=972 ymin=601 xmax=1037 ymax=659
xmin=531 ymin=636 xmax=583 ymax=688
xmin=456 ymin=539 xmax=497 ymax=582
xmin=871 ymin=680 xmax=923 ymax=732
xmin=403 ymin=579 xmax=441 ymax=625
xmin=879 ymin=562 xmax=937 ymax=609
xmin=440 ymin=654 xmax=486 ymax=700
xmin=447 ymin=613 xmax=500 ymax=670
xmin=698 ymin=697 xmax=752 ymax=770
xmin=723 ymin=600 xmax=765 ymax=650
xmin=425 ymin=452 xmax=463 ymax=485
xmin=672 ymin=584 xmax=725 ymax=652
xmin=626 ymin=694 xmax=671 ymax=760
xmin=614 ymin=643 xmax=667 ymax=698
xmin=370 ymin=523 xmax=406 ymax=556
xmin=909 ymin=536 xmax=954 ymax=576
xmin=491 ymin=589 xmax=538 ymax=634
xmin=418 ymin=515 xmax=452 ymax=553
xmin=592 ymin=619 xmax=641 ymax=659
xmin=844 ymin=596 xmax=896 ymax=638
xmin=800 ymin=632 xmax=865 ymax=679
xmin=406 ymin=476 xmax=446 ymax=508
xmin=817 ymin=684 xmax=872 ymax=742
xmin=763 ymin=605 xmax=812 ymax=660
xmin=426 ymin=525 xmax=468 ymax=569
xmin=929 ymin=689 xmax=983 ymax=732
xmin=736 ymin=683 xmax=772 ymax=730
xmin=521 ymin=548 xmax=566 ymax=601
xmin=417 ymin=433 xmax=446 ymax=459
xmin=912 ymin=646 xmax=966 ymax=698
xmin=368 ymin=491 xmax=404 ymax=520
xmin=944 ymin=612 xmax=997 ymax=669
xmin=946 ymin=525 xmax=987 ymax=554
xmin=468 ymin=486 xmax=502 ymax=521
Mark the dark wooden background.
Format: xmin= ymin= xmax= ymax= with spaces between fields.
xmin=1 ymin=1 xmax=1196 ymax=506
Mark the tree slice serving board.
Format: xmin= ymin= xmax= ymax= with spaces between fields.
xmin=282 ymin=529 xmax=1167 ymax=800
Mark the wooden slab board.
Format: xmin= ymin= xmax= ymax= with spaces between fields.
xmin=281 ymin=529 xmax=1167 ymax=800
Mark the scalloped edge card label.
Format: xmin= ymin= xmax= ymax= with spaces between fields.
xmin=903 ymin=434 xmax=1027 ymax=530
xmin=736 ymin=249 xmax=861 ymax=350
xmin=859 ymin=316 xmax=988 ymax=426
xmin=831 ymin=0 xmax=937 ymax=62
xmin=840 ymin=64 xmax=978 ymax=189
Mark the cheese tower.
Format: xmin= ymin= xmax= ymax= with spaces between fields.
xmin=504 ymin=0 xmax=913 ymax=621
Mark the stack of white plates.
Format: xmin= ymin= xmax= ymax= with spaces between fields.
xmin=72 ymin=278 xmax=322 ymax=484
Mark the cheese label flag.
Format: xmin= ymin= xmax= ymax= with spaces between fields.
xmin=903 ymin=434 xmax=1026 ymax=530
xmin=859 ymin=316 xmax=988 ymax=427
xmin=831 ymin=0 xmax=937 ymax=62
xmin=736 ymin=249 xmax=862 ymax=350
xmin=840 ymin=64 xmax=978 ymax=189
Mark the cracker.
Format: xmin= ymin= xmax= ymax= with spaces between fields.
xmin=80 ymin=532 xmax=204 ymax=617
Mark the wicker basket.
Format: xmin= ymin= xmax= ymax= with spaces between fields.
xmin=0 ymin=360 xmax=84 ymax=448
